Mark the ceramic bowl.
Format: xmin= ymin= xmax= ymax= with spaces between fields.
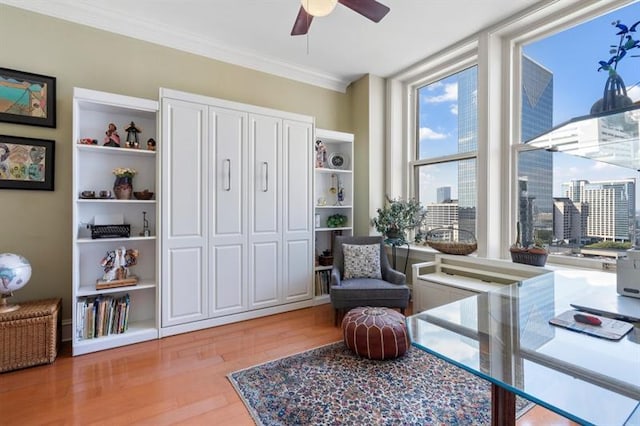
xmin=133 ymin=190 xmax=154 ymax=200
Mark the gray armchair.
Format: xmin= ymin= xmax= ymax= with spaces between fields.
xmin=330 ymin=235 xmax=410 ymax=325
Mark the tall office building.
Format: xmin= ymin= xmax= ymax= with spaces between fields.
xmin=437 ymin=186 xmax=451 ymax=203
xmin=425 ymin=200 xmax=459 ymax=230
xmin=561 ymin=178 xmax=636 ymax=242
xmin=457 ymin=67 xmax=477 ymax=235
xmin=519 ymin=55 xmax=554 ymax=245
xmin=553 ymin=197 xmax=588 ymax=243
xmin=454 ymin=57 xmax=553 ymax=242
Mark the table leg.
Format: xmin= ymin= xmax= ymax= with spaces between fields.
xmin=491 ymin=383 xmax=516 ymax=426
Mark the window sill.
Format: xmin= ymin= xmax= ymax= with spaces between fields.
xmin=384 ymin=244 xmax=616 ymax=273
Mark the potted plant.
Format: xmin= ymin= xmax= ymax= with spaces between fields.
xmin=509 ymin=222 xmax=548 ymax=266
xmin=591 ymin=19 xmax=640 ymax=114
xmin=371 ymin=196 xmax=427 ymax=245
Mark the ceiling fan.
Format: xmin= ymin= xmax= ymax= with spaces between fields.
xmin=291 ymin=0 xmax=390 ymax=36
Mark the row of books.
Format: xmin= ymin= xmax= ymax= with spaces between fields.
xmin=314 ymin=269 xmax=331 ymax=296
xmin=76 ymin=294 xmax=130 ymax=340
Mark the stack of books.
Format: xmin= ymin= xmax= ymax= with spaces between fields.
xmin=314 ymin=269 xmax=331 ymax=296
xmin=76 ymin=294 xmax=130 ymax=340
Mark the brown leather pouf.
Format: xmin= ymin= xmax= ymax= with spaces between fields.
xmin=342 ymin=307 xmax=409 ymax=360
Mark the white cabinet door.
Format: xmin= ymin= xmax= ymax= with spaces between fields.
xmin=210 ymin=106 xmax=248 ymax=316
xmin=161 ymin=97 xmax=209 ymax=326
xmin=282 ymin=119 xmax=313 ymax=302
xmin=248 ymin=114 xmax=282 ymax=308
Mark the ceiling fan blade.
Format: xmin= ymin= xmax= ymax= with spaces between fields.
xmin=338 ymin=0 xmax=390 ymax=22
xmin=291 ymin=6 xmax=314 ymax=36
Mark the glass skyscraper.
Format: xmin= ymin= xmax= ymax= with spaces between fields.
xmin=519 ymin=56 xmax=554 ymax=246
xmin=457 ymin=67 xmax=478 ymax=235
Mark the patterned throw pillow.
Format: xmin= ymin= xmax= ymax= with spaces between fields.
xmin=343 ymin=243 xmax=382 ymax=279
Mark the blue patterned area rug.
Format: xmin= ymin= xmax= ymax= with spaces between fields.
xmin=228 ymin=341 xmax=534 ymax=425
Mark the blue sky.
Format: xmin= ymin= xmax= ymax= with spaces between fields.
xmin=418 ymin=2 xmax=640 ymax=205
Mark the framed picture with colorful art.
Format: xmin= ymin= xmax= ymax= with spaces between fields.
xmin=0 ymin=67 xmax=56 ymax=128
xmin=0 ymin=134 xmax=55 ymax=190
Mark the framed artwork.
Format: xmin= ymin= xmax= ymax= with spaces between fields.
xmin=0 ymin=134 xmax=55 ymax=190
xmin=0 ymin=67 xmax=56 ymax=128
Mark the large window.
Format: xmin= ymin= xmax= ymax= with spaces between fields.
xmin=517 ymin=2 xmax=640 ymax=260
xmin=414 ymin=66 xmax=478 ymax=237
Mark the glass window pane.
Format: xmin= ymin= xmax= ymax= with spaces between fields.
xmin=519 ymin=2 xmax=640 ymax=257
xmin=417 ymin=66 xmax=478 ymax=159
xmin=417 ymin=159 xmax=477 ymax=236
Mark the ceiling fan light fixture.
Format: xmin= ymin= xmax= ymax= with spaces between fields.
xmin=300 ymin=0 xmax=338 ymax=17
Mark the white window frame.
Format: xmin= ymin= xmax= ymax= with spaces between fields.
xmin=507 ymin=0 xmax=637 ymax=269
xmin=386 ymin=0 xmax=635 ymax=267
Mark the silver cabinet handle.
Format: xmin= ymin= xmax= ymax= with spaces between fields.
xmin=224 ymin=159 xmax=231 ymax=191
xmin=262 ymin=161 xmax=269 ymax=192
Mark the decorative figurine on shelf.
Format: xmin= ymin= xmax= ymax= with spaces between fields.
xmin=329 ymin=174 xmax=344 ymax=206
xmin=103 ymin=123 xmax=120 ymax=147
xmin=146 ymin=138 xmax=156 ymax=151
xmin=140 ymin=211 xmax=150 ymax=237
xmin=315 ymin=140 xmax=327 ymax=168
xmin=100 ymin=246 xmax=138 ymax=282
xmin=125 ymin=121 xmax=141 ymax=148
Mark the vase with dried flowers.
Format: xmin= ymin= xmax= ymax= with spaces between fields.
xmin=112 ymin=167 xmax=136 ymax=200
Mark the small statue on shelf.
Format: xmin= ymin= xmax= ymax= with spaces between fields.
xmin=104 ymin=123 xmax=121 ymax=147
xmin=140 ymin=211 xmax=150 ymax=237
xmin=146 ymin=138 xmax=156 ymax=151
xmin=100 ymin=246 xmax=138 ymax=282
xmin=315 ymin=140 xmax=327 ymax=168
xmin=125 ymin=121 xmax=141 ymax=148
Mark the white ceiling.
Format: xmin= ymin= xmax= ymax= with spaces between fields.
xmin=1 ymin=0 xmax=547 ymax=92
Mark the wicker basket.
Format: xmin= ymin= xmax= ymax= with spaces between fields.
xmin=0 ymin=298 xmax=61 ymax=372
xmin=425 ymin=228 xmax=477 ymax=255
xmin=510 ymin=249 xmax=548 ymax=266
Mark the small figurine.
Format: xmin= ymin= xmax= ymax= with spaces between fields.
xmin=315 ymin=140 xmax=326 ymax=168
xmin=104 ymin=123 xmax=121 ymax=147
xmin=146 ymin=138 xmax=156 ymax=151
xmin=336 ymin=175 xmax=344 ymax=206
xmin=140 ymin=211 xmax=150 ymax=237
xmin=125 ymin=121 xmax=141 ymax=148
xmin=79 ymin=138 xmax=97 ymax=145
xmin=100 ymin=246 xmax=138 ymax=282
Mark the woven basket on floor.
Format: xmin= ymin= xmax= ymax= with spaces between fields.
xmin=0 ymin=298 xmax=61 ymax=372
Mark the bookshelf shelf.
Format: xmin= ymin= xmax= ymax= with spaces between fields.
xmin=314 ymin=129 xmax=354 ymax=302
xmin=72 ymin=87 xmax=160 ymax=356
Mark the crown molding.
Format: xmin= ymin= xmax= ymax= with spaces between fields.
xmin=0 ymin=0 xmax=350 ymax=92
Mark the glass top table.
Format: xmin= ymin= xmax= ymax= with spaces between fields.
xmin=407 ymin=268 xmax=640 ymax=426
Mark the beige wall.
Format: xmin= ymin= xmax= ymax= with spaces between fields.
xmin=0 ymin=5 xmax=355 ymax=319
xmin=349 ymin=75 xmax=386 ymax=236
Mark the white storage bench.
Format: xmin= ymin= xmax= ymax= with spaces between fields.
xmin=412 ymin=254 xmax=550 ymax=312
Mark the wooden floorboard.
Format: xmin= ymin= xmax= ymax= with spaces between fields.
xmin=0 ymin=303 xmax=575 ymax=425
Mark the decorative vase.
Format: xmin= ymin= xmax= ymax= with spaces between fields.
xmin=590 ymin=73 xmax=633 ymax=114
xmin=113 ymin=176 xmax=133 ymax=200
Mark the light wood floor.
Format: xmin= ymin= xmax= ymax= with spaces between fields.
xmin=1 ymin=303 xmax=576 ymax=425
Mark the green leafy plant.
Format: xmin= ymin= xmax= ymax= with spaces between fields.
xmin=327 ymin=214 xmax=347 ymax=228
xmin=371 ymin=196 xmax=427 ymax=245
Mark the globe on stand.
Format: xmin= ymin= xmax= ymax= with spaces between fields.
xmin=0 ymin=253 xmax=32 ymax=313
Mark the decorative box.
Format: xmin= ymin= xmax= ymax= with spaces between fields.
xmin=0 ymin=298 xmax=61 ymax=372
